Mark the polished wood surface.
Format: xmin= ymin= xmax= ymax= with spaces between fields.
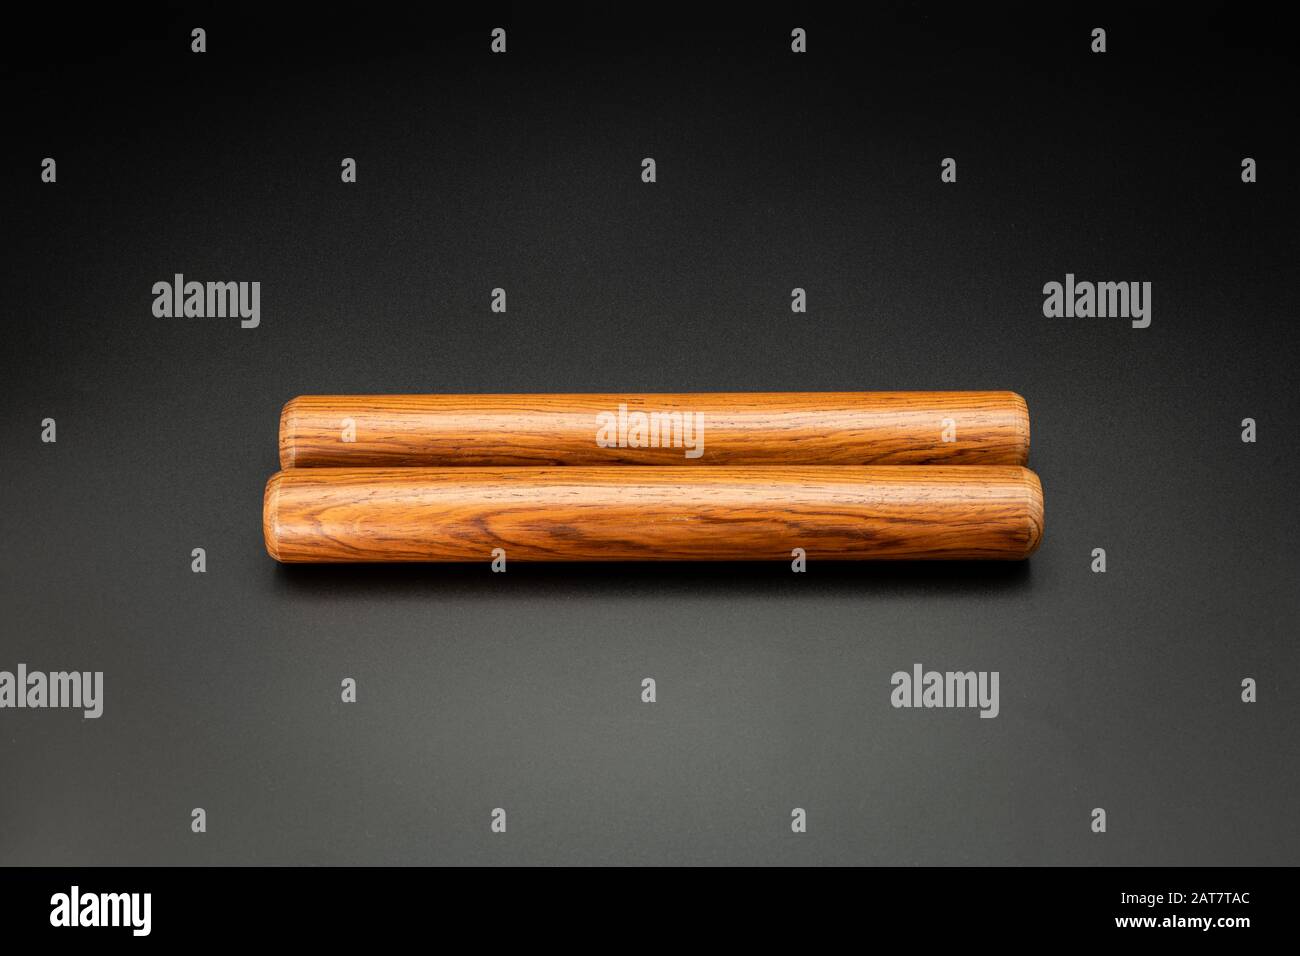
xmin=278 ymin=392 xmax=1031 ymax=467
xmin=264 ymin=466 xmax=1044 ymax=562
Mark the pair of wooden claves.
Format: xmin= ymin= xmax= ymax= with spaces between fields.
xmin=263 ymin=392 xmax=1043 ymax=562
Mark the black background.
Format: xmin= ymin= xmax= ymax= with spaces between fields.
xmin=3 ymin=2 xmax=1296 ymax=865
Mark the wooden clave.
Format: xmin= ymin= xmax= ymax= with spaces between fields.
xmin=263 ymin=466 xmax=1044 ymax=563
xmin=278 ymin=392 xmax=1031 ymax=468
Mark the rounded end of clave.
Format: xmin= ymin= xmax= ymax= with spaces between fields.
xmin=263 ymin=471 xmax=284 ymax=562
xmin=1005 ymin=391 xmax=1031 ymax=466
xmin=278 ymin=398 xmax=300 ymax=470
xmin=1020 ymin=467 xmax=1044 ymax=558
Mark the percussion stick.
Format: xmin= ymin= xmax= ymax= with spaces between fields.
xmin=277 ymin=392 xmax=1031 ymax=467
xmin=263 ymin=465 xmax=1044 ymax=562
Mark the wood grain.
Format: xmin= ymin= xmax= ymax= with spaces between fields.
xmin=263 ymin=466 xmax=1044 ymax=562
xmin=278 ymin=392 xmax=1031 ymax=467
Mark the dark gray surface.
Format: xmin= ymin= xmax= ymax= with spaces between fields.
xmin=3 ymin=3 xmax=1297 ymax=865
